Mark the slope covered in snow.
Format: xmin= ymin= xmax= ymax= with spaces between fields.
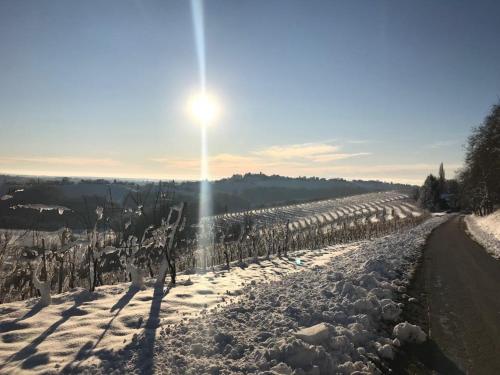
xmin=465 ymin=210 xmax=500 ymax=259
xmin=70 ymin=216 xmax=447 ymax=375
xmin=0 ymin=216 xmax=448 ymax=375
xmin=0 ymin=245 xmax=355 ymax=374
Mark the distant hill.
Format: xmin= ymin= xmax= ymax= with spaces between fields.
xmin=0 ymin=173 xmax=416 ymax=230
xmin=204 ymin=173 xmax=414 ymax=211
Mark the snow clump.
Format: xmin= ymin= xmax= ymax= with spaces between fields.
xmin=393 ymin=322 xmax=427 ymax=344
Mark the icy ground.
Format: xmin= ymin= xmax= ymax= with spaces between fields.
xmin=465 ymin=209 xmax=500 ymax=259
xmin=69 ymin=216 xmax=448 ymax=375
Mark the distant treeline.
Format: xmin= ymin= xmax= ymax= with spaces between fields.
xmin=0 ymin=173 xmax=414 ymax=230
xmin=417 ymin=99 xmax=500 ymax=215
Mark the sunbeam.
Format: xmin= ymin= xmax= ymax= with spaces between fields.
xmin=191 ymin=0 xmax=206 ymax=90
xmin=190 ymin=0 xmax=213 ymax=268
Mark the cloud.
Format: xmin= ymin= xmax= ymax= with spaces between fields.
xmin=315 ymin=163 xmax=462 ymax=175
xmin=151 ymin=142 xmax=371 ymax=177
xmin=151 ymin=154 xmax=262 ymax=176
xmin=311 ymin=152 xmax=371 ymax=163
xmin=2 ymin=142 xmax=460 ymax=185
xmin=150 ymin=155 xmax=461 ymax=185
xmin=252 ymin=141 xmax=370 ymax=163
xmin=346 ymin=139 xmax=374 ymax=144
xmin=0 ymin=156 xmax=120 ymax=167
xmin=150 ymin=158 xmax=199 ymax=169
xmin=426 ymin=140 xmax=458 ymax=149
xmin=253 ymin=142 xmax=340 ymax=159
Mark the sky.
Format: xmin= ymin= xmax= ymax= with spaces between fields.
xmin=1 ymin=0 xmax=500 ymax=185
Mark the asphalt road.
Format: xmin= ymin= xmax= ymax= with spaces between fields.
xmin=395 ymin=215 xmax=500 ymax=374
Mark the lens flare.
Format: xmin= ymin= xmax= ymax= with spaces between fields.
xmin=190 ymin=0 xmax=215 ymax=269
xmin=188 ymin=91 xmax=220 ymax=126
xmin=191 ymin=0 xmax=206 ymax=89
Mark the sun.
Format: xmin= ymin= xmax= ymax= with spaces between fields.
xmin=188 ymin=91 xmax=220 ymax=125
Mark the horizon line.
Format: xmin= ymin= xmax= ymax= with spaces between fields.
xmin=0 ymin=170 xmax=420 ymax=186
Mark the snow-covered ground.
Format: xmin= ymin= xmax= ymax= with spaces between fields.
xmin=465 ymin=209 xmax=500 ymax=259
xmin=0 ymin=245 xmax=354 ymax=374
xmin=0 ymin=216 xmax=448 ymax=374
xmin=208 ymin=191 xmax=419 ymax=231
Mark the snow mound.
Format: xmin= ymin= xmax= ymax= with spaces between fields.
xmin=393 ymin=322 xmax=427 ymax=344
xmin=465 ymin=210 xmax=500 ymax=259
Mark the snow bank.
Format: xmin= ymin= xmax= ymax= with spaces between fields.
xmin=465 ymin=210 xmax=500 ymax=259
xmin=76 ymin=215 xmax=447 ymax=375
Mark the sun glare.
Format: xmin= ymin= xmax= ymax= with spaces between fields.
xmin=188 ymin=91 xmax=220 ymax=125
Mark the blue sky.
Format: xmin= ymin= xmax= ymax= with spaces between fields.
xmin=1 ymin=0 xmax=499 ymax=184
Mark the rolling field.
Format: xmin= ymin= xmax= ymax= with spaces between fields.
xmin=210 ymin=191 xmax=422 ymax=231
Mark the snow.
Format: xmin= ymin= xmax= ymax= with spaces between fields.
xmin=270 ymin=362 xmax=294 ymax=374
xmin=209 ymin=191 xmax=417 ymax=231
xmin=32 ymin=274 xmax=52 ymax=307
xmin=465 ymin=209 xmax=500 ymax=259
xmin=294 ymin=323 xmax=333 ymax=345
xmin=0 ymin=245 xmax=354 ymax=374
xmin=83 ymin=216 xmax=445 ymax=374
xmin=392 ymin=322 xmax=427 ymax=344
xmin=126 ymin=263 xmax=147 ymax=290
xmin=380 ymin=299 xmax=402 ymax=321
xmin=0 ymin=216 xmax=448 ymax=374
xmin=10 ymin=204 xmax=71 ymax=214
xmin=95 ymin=206 xmax=104 ymax=220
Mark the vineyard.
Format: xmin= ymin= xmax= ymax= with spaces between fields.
xmin=210 ymin=191 xmax=420 ymax=229
xmin=0 ymin=191 xmax=425 ymax=304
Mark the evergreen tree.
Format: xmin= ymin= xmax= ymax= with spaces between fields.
xmin=439 ymin=162 xmax=445 ymax=182
xmin=418 ymin=174 xmax=440 ymax=211
xmin=438 ymin=162 xmax=446 ymax=196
